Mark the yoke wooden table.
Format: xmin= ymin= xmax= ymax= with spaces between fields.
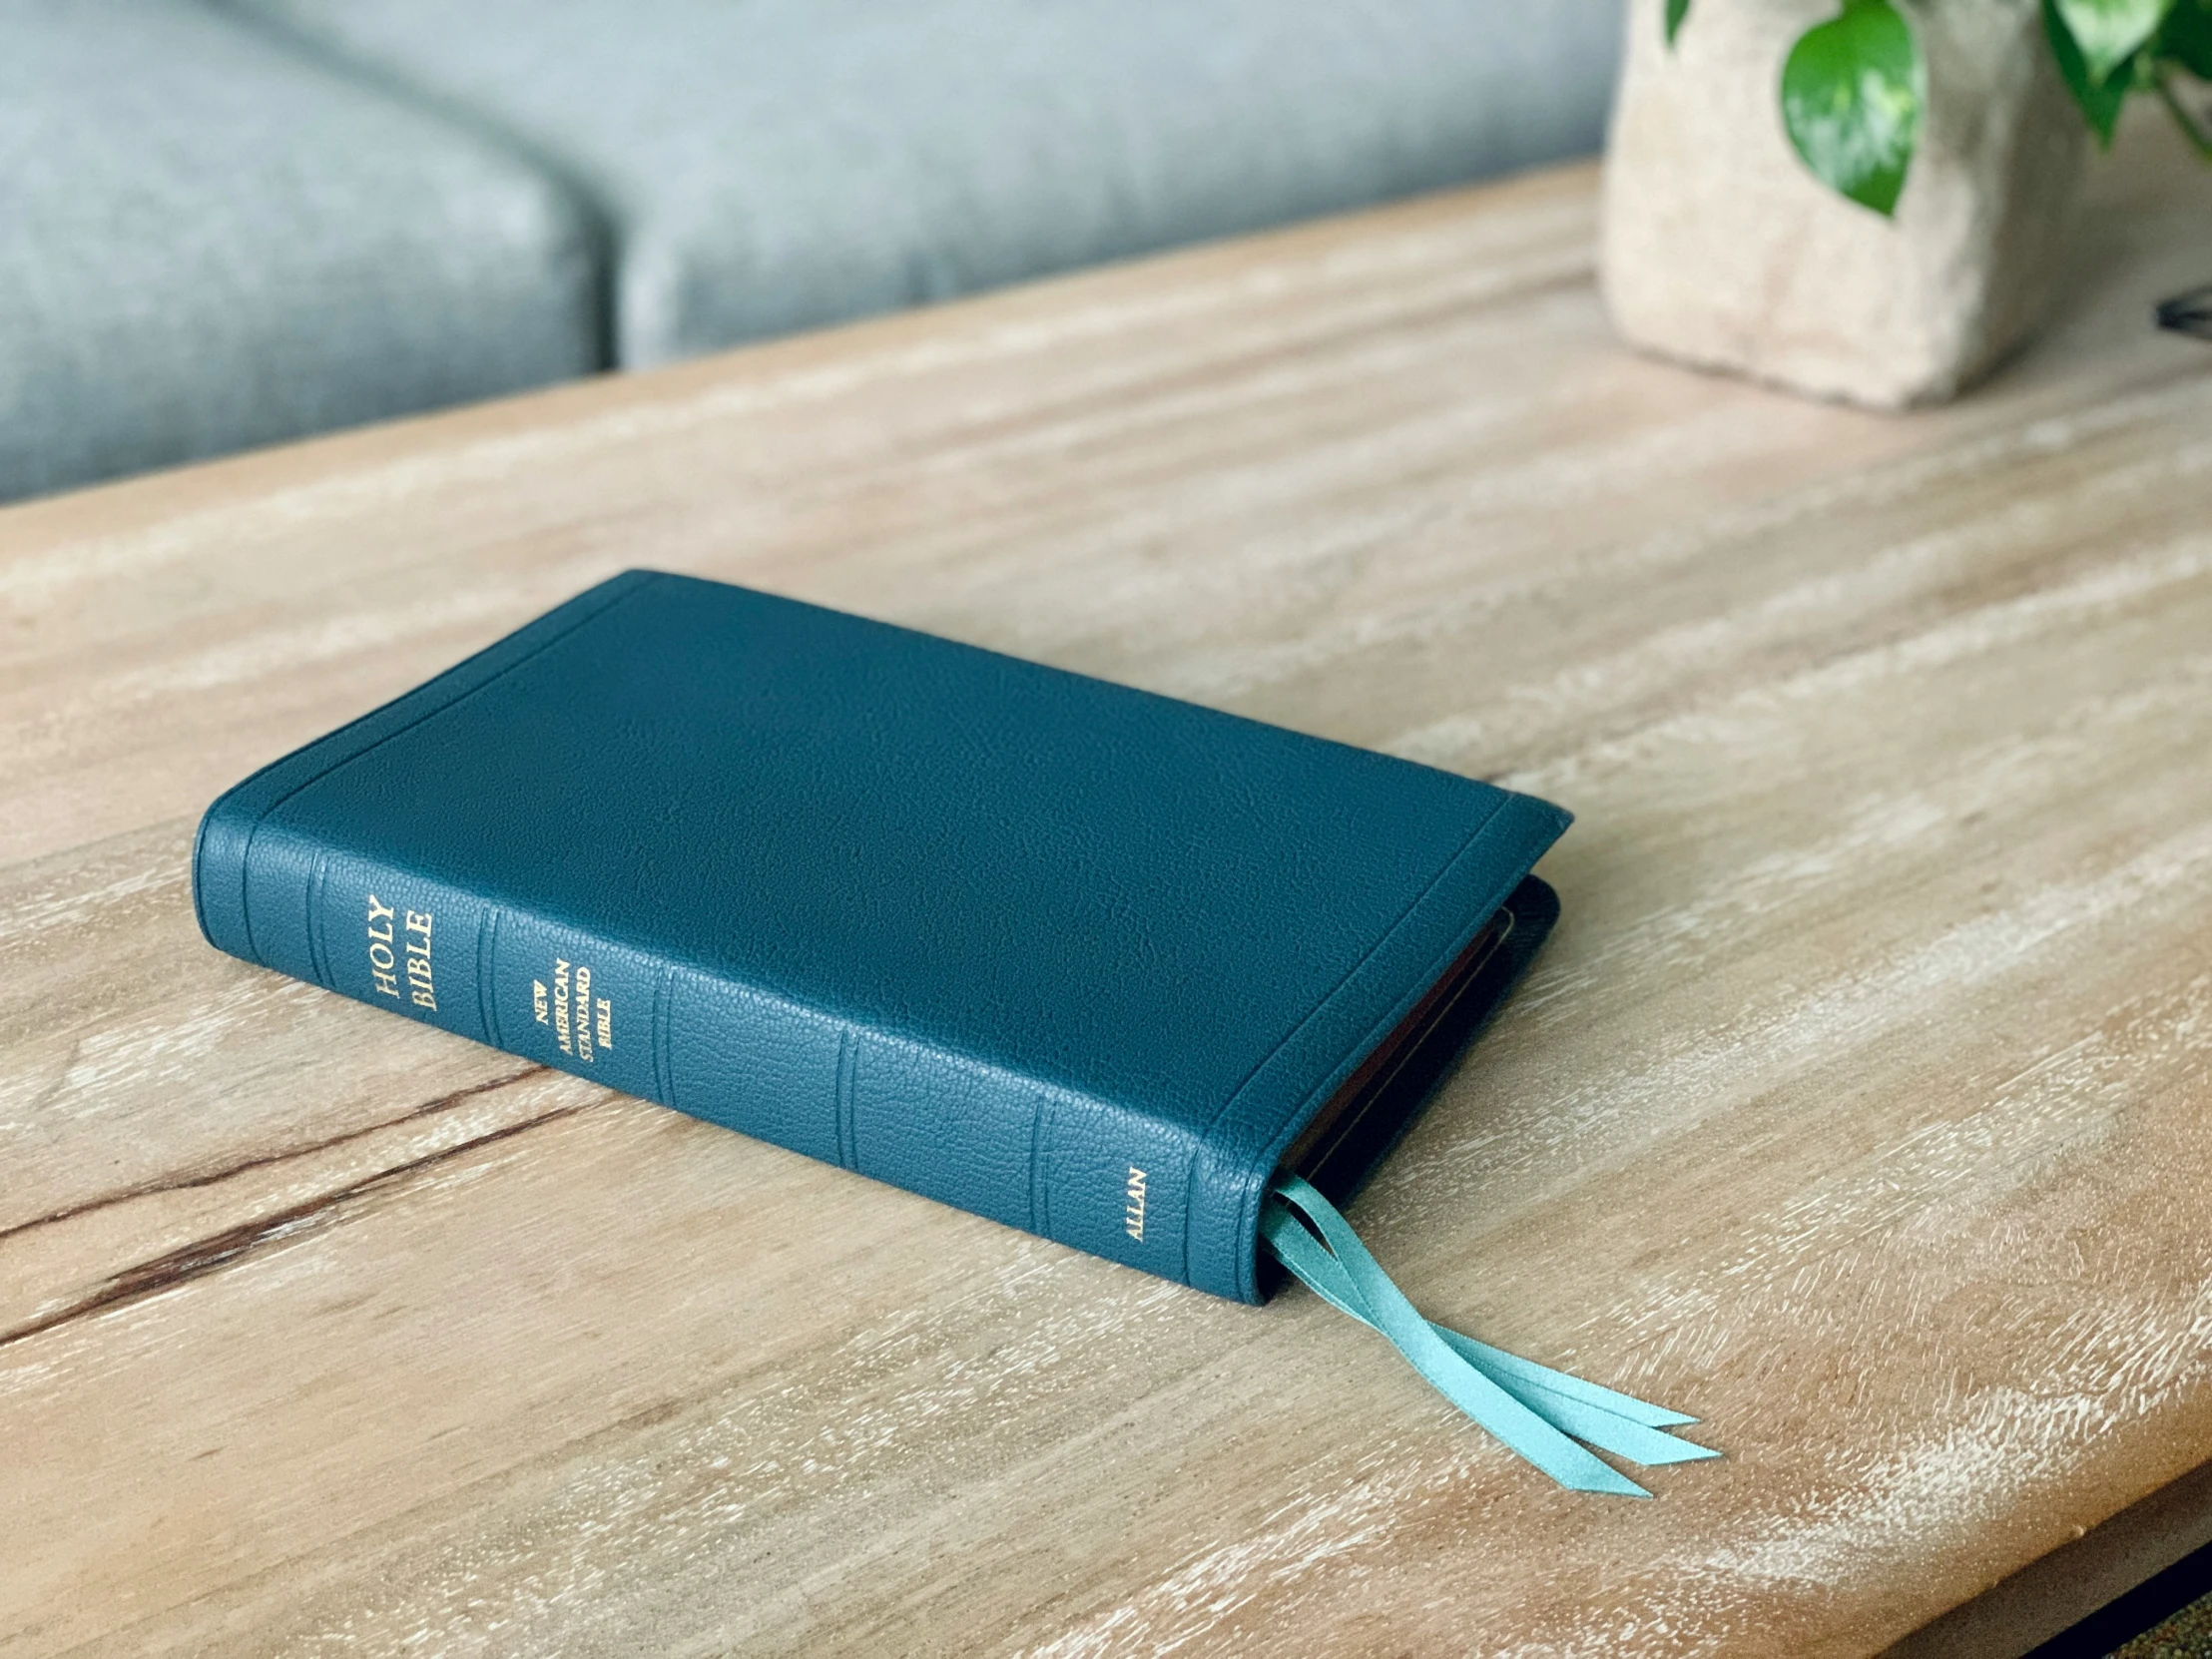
xmin=5 ymin=123 xmax=2211 ymax=1659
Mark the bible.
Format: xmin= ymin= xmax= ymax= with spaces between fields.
xmin=195 ymin=570 xmax=1710 ymax=1492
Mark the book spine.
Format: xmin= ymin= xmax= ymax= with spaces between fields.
xmin=193 ymin=804 xmax=1200 ymax=1286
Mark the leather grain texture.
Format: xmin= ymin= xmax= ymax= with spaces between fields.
xmin=193 ymin=571 xmax=1569 ymax=1300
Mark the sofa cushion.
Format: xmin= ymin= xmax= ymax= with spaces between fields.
xmin=222 ymin=0 xmax=1622 ymax=368
xmin=0 ymin=0 xmax=601 ymax=502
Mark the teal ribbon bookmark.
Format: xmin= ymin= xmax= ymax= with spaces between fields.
xmin=1261 ymin=1173 xmax=1717 ymax=1497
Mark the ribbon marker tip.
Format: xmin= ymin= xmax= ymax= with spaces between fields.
xmin=1261 ymin=1174 xmax=1717 ymax=1497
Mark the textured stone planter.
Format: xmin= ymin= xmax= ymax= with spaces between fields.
xmin=1600 ymin=0 xmax=2090 ymax=409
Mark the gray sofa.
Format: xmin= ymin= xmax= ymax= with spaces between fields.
xmin=1 ymin=0 xmax=1624 ymax=503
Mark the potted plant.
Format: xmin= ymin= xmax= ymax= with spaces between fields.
xmin=1601 ymin=0 xmax=2212 ymax=407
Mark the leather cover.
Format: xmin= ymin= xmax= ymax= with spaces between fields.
xmin=194 ymin=571 xmax=1570 ymax=1302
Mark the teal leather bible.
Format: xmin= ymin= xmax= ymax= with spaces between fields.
xmin=195 ymin=570 xmax=1712 ymax=1491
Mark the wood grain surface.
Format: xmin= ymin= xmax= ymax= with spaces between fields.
xmin=3 ymin=119 xmax=2209 ymax=1658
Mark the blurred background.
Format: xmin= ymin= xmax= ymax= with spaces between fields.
xmin=0 ymin=0 xmax=1624 ymax=504
xmin=10 ymin=2 xmax=2201 ymax=504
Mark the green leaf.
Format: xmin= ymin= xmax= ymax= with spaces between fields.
xmin=2156 ymin=0 xmax=2212 ymax=78
xmin=2053 ymin=0 xmax=2175 ymax=82
xmin=1780 ymin=0 xmax=1927 ymax=216
xmin=1666 ymin=0 xmax=1692 ymax=46
xmin=2155 ymin=69 xmax=2212 ymax=153
xmin=2044 ymin=0 xmax=2136 ymax=143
